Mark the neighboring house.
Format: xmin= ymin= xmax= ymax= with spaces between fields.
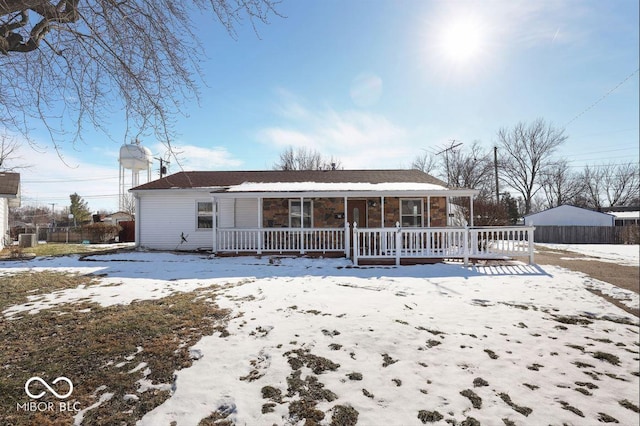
xmin=0 ymin=172 xmax=21 ymax=249
xmin=103 ymin=211 xmax=134 ymax=225
xmin=603 ymin=207 xmax=640 ymax=226
xmin=523 ymin=205 xmax=614 ymax=227
xmin=131 ymin=170 xmax=535 ymax=264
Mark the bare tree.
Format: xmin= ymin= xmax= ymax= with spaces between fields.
xmin=0 ymin=1 xmax=280 ymax=151
xmin=0 ymin=131 xmax=29 ymax=171
xmin=446 ymin=141 xmax=494 ymax=199
xmin=497 ymin=118 xmax=568 ymax=214
xmin=411 ymin=151 xmax=438 ymax=175
xmin=580 ymin=162 xmax=640 ymax=209
xmin=273 ymin=146 xmax=341 ymax=171
xmin=578 ymin=164 xmax=605 ymax=210
xmin=540 ymin=159 xmax=584 ymax=208
xmin=120 ymin=193 xmax=136 ymax=215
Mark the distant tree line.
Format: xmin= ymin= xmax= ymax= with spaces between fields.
xmin=411 ymin=118 xmax=639 ymax=220
xmin=10 ymin=193 xmax=98 ymax=228
xmin=273 ymin=119 xmax=639 ymax=224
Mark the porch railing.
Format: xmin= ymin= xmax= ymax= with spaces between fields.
xmin=215 ymin=225 xmax=535 ymax=265
xmin=217 ymin=227 xmax=346 ymax=254
xmin=352 ymin=224 xmax=535 ymax=265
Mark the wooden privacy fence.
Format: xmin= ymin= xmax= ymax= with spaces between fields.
xmin=533 ymin=225 xmax=639 ymax=244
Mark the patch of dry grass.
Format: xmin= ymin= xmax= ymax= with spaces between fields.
xmin=0 ymin=272 xmax=229 ymax=426
xmin=0 ymin=271 xmax=100 ymax=310
xmin=1 ymin=243 xmax=124 ymax=259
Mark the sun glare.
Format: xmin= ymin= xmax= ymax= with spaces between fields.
xmin=438 ymin=16 xmax=485 ymax=65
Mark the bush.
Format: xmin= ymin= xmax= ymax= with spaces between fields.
xmin=86 ymin=223 xmax=122 ymax=243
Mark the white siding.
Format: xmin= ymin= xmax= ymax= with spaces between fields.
xmin=0 ymin=198 xmax=7 ymax=249
xmin=235 ymin=198 xmax=258 ymax=228
xmin=138 ymin=191 xmax=213 ymax=250
xmin=218 ymin=199 xmax=235 ymax=228
xmin=524 ymin=205 xmax=614 ymax=226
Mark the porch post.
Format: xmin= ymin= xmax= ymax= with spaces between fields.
xmin=395 ymin=221 xmax=401 ymax=266
xmin=528 ymin=224 xmax=535 ymax=264
xmin=344 ymin=196 xmax=350 ymax=259
xmin=445 ymin=196 xmax=450 ymax=226
xmin=352 ymin=222 xmax=358 ymax=265
xmin=257 ymin=197 xmax=263 ymax=255
xmin=463 ymin=225 xmax=469 ymax=266
xmin=427 ymin=196 xmax=431 ymax=228
xmin=211 ymin=196 xmax=218 ymax=253
xmin=299 ymin=196 xmax=304 ymax=254
xmin=381 ymin=196 xmax=386 ymax=253
xmin=469 ymin=195 xmax=475 ymax=227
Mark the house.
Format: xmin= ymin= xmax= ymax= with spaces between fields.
xmin=523 ymin=205 xmax=614 ymax=227
xmin=103 ymin=211 xmax=134 ymax=225
xmin=0 ymin=172 xmax=21 ymax=249
xmin=603 ymin=207 xmax=640 ymax=227
xmin=130 ymin=169 xmax=534 ymax=264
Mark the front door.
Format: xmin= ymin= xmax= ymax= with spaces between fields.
xmin=347 ymin=200 xmax=367 ymax=258
xmin=347 ymin=200 xmax=367 ymax=228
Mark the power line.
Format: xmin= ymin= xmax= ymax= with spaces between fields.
xmin=22 ymin=175 xmax=118 ymax=183
xmin=564 ymin=146 xmax=638 ymax=157
xmin=564 ymin=68 xmax=639 ymax=128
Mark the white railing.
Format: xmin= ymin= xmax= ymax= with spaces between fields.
xmin=215 ymin=224 xmax=535 ymax=265
xmin=217 ymin=228 xmax=346 ymax=254
xmin=468 ymin=227 xmax=533 ymax=259
xmin=352 ymin=224 xmax=535 ymax=266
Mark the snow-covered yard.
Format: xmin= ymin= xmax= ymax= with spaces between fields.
xmin=1 ymin=251 xmax=639 ymax=425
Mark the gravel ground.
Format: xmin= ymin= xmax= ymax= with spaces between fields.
xmin=534 ymin=245 xmax=639 ymax=317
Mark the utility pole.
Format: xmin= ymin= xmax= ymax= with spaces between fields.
xmin=494 ymin=146 xmax=500 ymax=203
xmin=50 ymin=203 xmax=56 ymax=228
xmin=435 ymin=140 xmax=463 ymax=186
xmin=155 ymin=157 xmax=170 ymax=178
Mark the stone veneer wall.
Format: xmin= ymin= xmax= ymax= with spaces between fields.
xmin=383 ymin=197 xmax=448 ymax=227
xmin=313 ymin=198 xmax=345 ymax=228
xmin=261 ymin=196 xmax=447 ymax=228
xmin=429 ymin=197 xmax=447 ymax=227
xmin=262 ymin=198 xmax=344 ymax=228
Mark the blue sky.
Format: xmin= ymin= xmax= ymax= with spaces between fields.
xmin=13 ymin=0 xmax=640 ymax=212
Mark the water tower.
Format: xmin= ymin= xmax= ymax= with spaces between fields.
xmin=119 ymin=141 xmax=153 ymax=211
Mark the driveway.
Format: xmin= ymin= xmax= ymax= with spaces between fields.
xmin=535 ymin=245 xmax=639 ymax=317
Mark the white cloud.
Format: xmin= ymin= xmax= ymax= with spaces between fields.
xmin=5 ymin=135 xmax=244 ymax=213
xmin=153 ymin=143 xmax=243 ymax=172
xmin=257 ymin=128 xmax=315 ymax=149
xmin=11 ymin=140 xmax=123 ymax=212
xmin=258 ymin=94 xmax=413 ymax=169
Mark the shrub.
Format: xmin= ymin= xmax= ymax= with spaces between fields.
xmin=86 ymin=223 xmax=122 ymax=243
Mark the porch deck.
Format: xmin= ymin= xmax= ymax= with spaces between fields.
xmin=215 ymin=225 xmax=535 ymax=265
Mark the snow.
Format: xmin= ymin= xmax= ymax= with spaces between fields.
xmin=1 ymin=252 xmax=638 ymax=425
xmin=609 ymin=211 xmax=640 ymax=219
xmin=225 ymin=181 xmax=448 ymax=192
xmin=538 ymin=243 xmax=639 ymax=267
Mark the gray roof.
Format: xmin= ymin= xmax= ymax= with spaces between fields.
xmin=131 ymin=169 xmax=451 ymax=191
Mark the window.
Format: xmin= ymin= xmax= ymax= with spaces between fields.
xmin=401 ymin=199 xmax=423 ymax=227
xmin=289 ymin=200 xmax=312 ymax=228
xmin=197 ymin=201 xmax=213 ymax=229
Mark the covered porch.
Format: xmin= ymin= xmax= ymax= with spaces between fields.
xmin=210 ymin=190 xmax=535 ymax=265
